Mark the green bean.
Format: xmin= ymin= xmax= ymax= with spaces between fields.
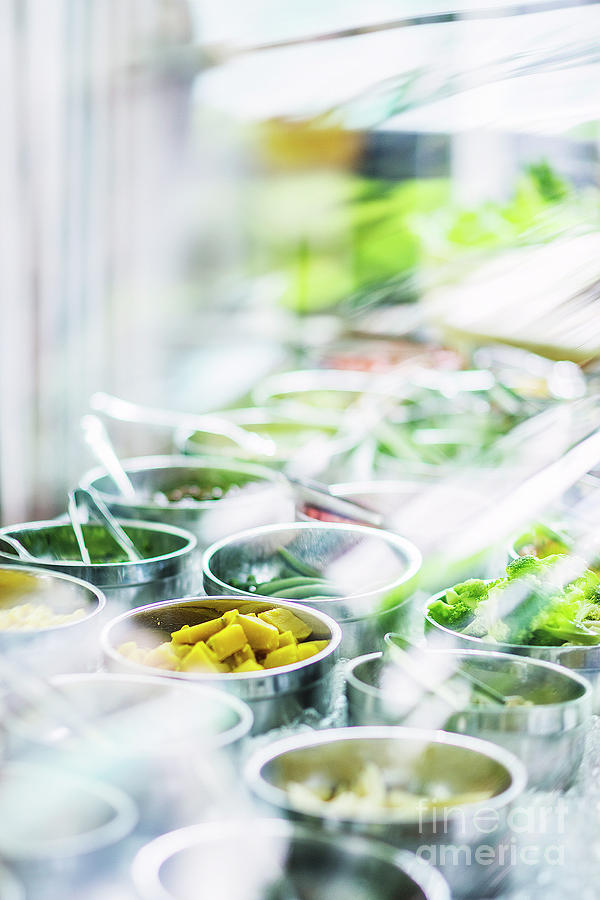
xmin=276 ymin=547 xmax=322 ymax=578
xmin=255 ymin=576 xmax=331 ymax=596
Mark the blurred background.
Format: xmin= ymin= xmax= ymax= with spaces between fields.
xmin=1 ymin=0 xmax=599 ymax=522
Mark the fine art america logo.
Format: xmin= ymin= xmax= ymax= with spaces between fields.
xmin=414 ymin=799 xmax=568 ymax=868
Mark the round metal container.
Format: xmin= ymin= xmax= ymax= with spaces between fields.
xmin=245 ymin=726 xmax=526 ymax=899
xmin=132 ymin=817 xmax=450 ymax=900
xmin=0 ymin=762 xmax=138 ymax=892
xmin=80 ymin=454 xmax=295 ymax=551
xmin=4 ymin=673 xmax=252 ymax=830
xmin=0 ymin=565 xmax=105 ymax=674
xmin=176 ymin=409 xmax=358 ymax=477
xmin=202 ymin=522 xmax=422 ymax=657
xmin=424 ymin=588 xmax=600 ymax=711
xmin=101 ymin=596 xmax=342 ymax=735
xmin=347 ymin=645 xmax=591 ymax=790
xmin=0 ymin=519 xmax=198 ymax=613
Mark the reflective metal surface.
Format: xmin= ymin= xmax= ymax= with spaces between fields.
xmin=101 ymin=596 xmax=342 ymax=734
xmin=202 ymin=522 xmax=422 ymax=656
xmin=425 ymin=589 xmax=600 ymax=711
xmin=347 ymin=646 xmax=591 ymax=789
xmin=80 ymin=455 xmax=295 ymax=550
xmin=0 ymin=519 xmax=198 ymax=612
xmin=246 ymin=726 xmax=526 ymax=899
xmin=132 ymin=818 xmax=451 ymax=900
xmin=4 ymin=673 xmax=253 ymax=830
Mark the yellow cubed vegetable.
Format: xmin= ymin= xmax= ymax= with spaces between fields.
xmin=263 ymin=645 xmax=299 ymax=669
xmin=207 ymin=623 xmax=247 ymax=661
xmin=179 ymin=640 xmax=223 ymax=672
xmin=222 ymin=609 xmax=241 ymax=627
xmin=171 ymin=618 xmax=225 ymax=645
xmin=172 ymin=643 xmax=192 ymax=660
xmin=145 ymin=642 xmax=179 ymax=670
xmin=233 ymin=659 xmax=264 ymax=673
xmin=258 ymin=608 xmax=312 ymax=641
xmin=296 ymin=640 xmax=329 ymax=661
xmin=229 ymin=643 xmax=257 ymax=668
xmin=277 ymin=630 xmax=297 ymax=648
xmin=239 ymin=614 xmax=279 ymax=652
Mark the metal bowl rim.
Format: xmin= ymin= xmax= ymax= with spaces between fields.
xmin=351 ymin=644 xmax=592 ymax=712
xmin=245 ymin=724 xmax=527 ymax=826
xmin=202 ymin=521 xmax=422 ymax=604
xmin=0 ymin=518 xmax=197 ymax=570
xmin=101 ymin=595 xmax=342 ymax=683
xmin=131 ymin=816 xmax=451 ymax=900
xmin=0 ymin=564 xmax=106 ymax=634
xmin=0 ymin=762 xmax=138 ymax=859
xmin=80 ymin=454 xmax=289 ymax=511
xmin=9 ymin=671 xmax=254 ymax=752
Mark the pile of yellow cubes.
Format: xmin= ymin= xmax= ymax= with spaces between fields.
xmin=118 ymin=606 xmax=329 ymax=674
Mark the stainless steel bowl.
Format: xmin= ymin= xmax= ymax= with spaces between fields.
xmin=347 ymin=645 xmax=591 ymax=789
xmin=5 ymin=673 xmax=253 ymax=830
xmin=424 ymin=589 xmax=600 ymax=711
xmin=245 ymin=726 xmax=526 ymax=899
xmin=132 ymin=818 xmax=451 ymax=900
xmin=296 ymin=479 xmax=429 ymax=528
xmin=0 ymin=519 xmax=198 ymax=613
xmin=176 ymin=409 xmax=358 ymax=476
xmin=0 ymin=565 xmax=106 ymax=674
xmin=202 ymin=522 xmax=422 ymax=657
xmin=0 ymin=762 xmax=137 ymax=879
xmin=80 ymin=454 xmax=295 ymax=550
xmin=101 ymin=596 xmax=342 ymax=735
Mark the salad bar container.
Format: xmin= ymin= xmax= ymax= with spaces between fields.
xmin=347 ymin=645 xmax=592 ymax=789
xmin=202 ymin=521 xmax=422 ymax=657
xmin=245 ymin=726 xmax=527 ymax=898
xmin=101 ymin=595 xmax=342 ymax=734
xmin=80 ymin=454 xmax=295 ymax=550
xmin=132 ymin=818 xmax=451 ymax=900
xmin=0 ymin=519 xmax=199 ymax=612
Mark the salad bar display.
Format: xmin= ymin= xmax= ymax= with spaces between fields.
xmin=1 ymin=333 xmax=600 ymax=900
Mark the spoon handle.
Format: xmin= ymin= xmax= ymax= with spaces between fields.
xmin=81 ymin=415 xmax=137 ymax=500
xmin=67 ymin=492 xmax=92 ymax=565
xmin=74 ymin=487 xmax=143 ymax=563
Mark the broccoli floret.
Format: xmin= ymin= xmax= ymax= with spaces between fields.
xmin=427 ymin=597 xmax=475 ymax=630
xmin=506 ymin=555 xmax=546 ymax=580
xmin=446 ymin=579 xmax=489 ymax=605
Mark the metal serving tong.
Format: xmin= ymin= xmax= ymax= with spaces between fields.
xmin=67 ymin=487 xmax=143 ymax=564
